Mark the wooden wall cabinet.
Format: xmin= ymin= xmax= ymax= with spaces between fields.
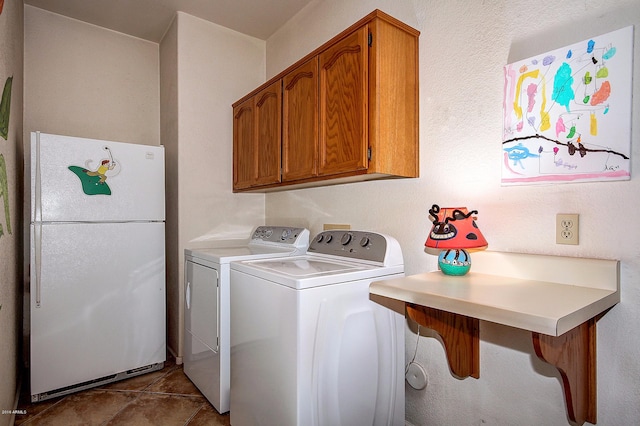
xmin=318 ymin=26 xmax=369 ymax=177
xmin=282 ymin=57 xmax=318 ymax=182
xmin=232 ymin=81 xmax=281 ymax=190
xmin=232 ymin=10 xmax=419 ymax=192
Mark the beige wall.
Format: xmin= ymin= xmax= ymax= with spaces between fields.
xmin=159 ymin=13 xmax=180 ymax=363
xmin=0 ymin=0 xmax=23 ymax=422
xmin=160 ymin=12 xmax=265 ymax=359
xmin=265 ymin=0 xmax=640 ymax=424
xmin=24 ymin=5 xmax=160 ymax=146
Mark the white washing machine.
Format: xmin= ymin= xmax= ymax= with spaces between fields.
xmin=183 ymin=226 xmax=309 ymax=414
xmin=229 ymin=230 xmax=405 ymax=426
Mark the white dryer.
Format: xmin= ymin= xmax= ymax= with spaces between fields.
xmin=229 ymin=230 xmax=405 ymax=426
xmin=183 ymin=226 xmax=309 ymax=414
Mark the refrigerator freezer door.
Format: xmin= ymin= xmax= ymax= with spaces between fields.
xmin=30 ymin=132 xmax=165 ymax=222
xmin=30 ymin=221 xmax=166 ymax=397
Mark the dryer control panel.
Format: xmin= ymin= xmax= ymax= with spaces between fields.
xmin=249 ymin=226 xmax=310 ymax=249
xmin=308 ymin=230 xmax=390 ymax=263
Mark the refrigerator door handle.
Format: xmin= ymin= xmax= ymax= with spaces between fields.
xmin=34 ymin=222 xmax=42 ymax=308
xmin=34 ymin=131 xmax=43 ymax=307
xmin=34 ymin=131 xmax=42 ymax=223
xmin=186 ymin=281 xmax=191 ymax=310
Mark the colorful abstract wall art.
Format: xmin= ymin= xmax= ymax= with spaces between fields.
xmin=502 ymin=26 xmax=633 ymax=185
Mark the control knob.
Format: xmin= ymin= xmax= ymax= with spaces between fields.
xmin=340 ymin=233 xmax=353 ymax=245
xmin=359 ymin=236 xmax=370 ymax=247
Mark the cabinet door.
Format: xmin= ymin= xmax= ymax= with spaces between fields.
xmin=368 ymin=17 xmax=419 ymax=178
xmin=233 ymin=97 xmax=256 ymax=190
xmin=254 ymin=81 xmax=282 ymax=186
xmin=319 ymin=26 xmax=368 ymax=176
xmin=233 ymin=82 xmax=282 ymax=190
xmin=282 ymin=57 xmax=318 ymax=182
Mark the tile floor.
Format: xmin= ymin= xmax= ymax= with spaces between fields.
xmin=14 ymin=355 xmax=230 ymax=426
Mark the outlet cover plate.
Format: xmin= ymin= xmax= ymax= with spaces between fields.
xmin=323 ymin=224 xmax=351 ymax=230
xmin=556 ymin=214 xmax=579 ymax=245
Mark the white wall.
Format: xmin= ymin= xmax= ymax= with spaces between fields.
xmin=175 ymin=12 xmax=266 ymax=244
xmin=265 ymin=0 xmax=640 ymax=424
xmin=159 ymin=12 xmax=266 ymax=358
xmin=24 ymin=6 xmax=160 ymax=146
xmin=159 ymin=14 xmax=180 ymax=362
xmin=0 ymin=0 xmax=23 ymax=422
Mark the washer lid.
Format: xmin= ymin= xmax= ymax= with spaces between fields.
xmin=232 ymin=255 xmax=403 ymax=289
xmin=248 ymin=258 xmax=367 ymax=278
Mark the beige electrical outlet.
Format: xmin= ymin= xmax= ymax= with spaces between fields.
xmin=556 ymin=214 xmax=579 ymax=245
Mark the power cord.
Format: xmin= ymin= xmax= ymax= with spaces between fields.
xmin=405 ymin=324 xmax=421 ymax=374
xmin=405 ymin=324 xmax=428 ymax=390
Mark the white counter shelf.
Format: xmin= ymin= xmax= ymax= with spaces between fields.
xmin=369 ymin=251 xmax=620 ymax=426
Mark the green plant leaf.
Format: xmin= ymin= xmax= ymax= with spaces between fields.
xmin=0 ymin=76 xmax=12 ymax=140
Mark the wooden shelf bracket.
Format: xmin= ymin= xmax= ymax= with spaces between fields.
xmin=406 ymin=303 xmax=480 ymax=379
xmin=533 ymin=319 xmax=597 ymax=425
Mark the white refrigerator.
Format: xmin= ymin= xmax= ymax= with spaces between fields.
xmin=27 ymin=131 xmax=166 ymax=402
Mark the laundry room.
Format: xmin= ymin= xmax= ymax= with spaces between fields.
xmin=1 ymin=0 xmax=640 ymax=425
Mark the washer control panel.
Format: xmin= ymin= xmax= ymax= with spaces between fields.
xmin=250 ymin=226 xmax=309 ymax=247
xmin=308 ymin=230 xmax=388 ymax=263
